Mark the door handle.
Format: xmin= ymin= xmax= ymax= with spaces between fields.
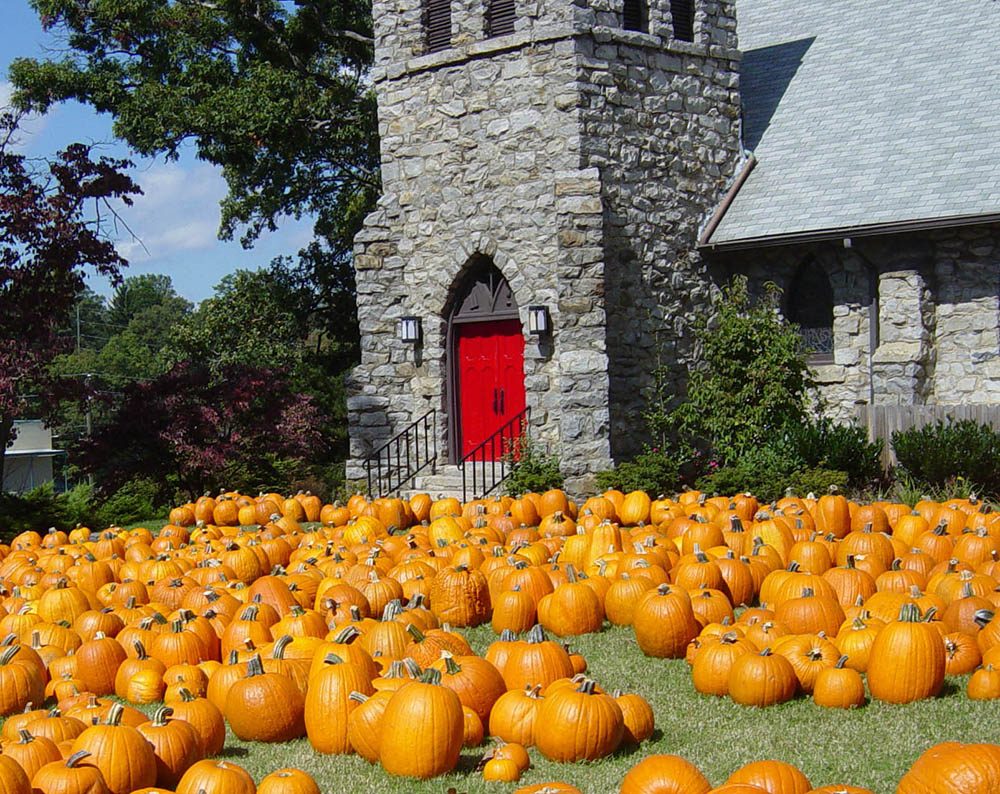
xmin=493 ymin=388 xmax=498 ymax=414
xmin=499 ymin=389 xmax=505 ymax=416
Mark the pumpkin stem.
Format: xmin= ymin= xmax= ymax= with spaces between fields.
xmin=105 ymin=703 xmax=125 ymax=726
xmin=66 ymin=750 xmax=92 ymax=768
xmin=331 ymin=626 xmax=362 ymax=644
xmin=323 ymin=652 xmax=345 ymax=665
xmin=272 ymin=635 xmax=293 ymax=659
xmin=442 ymin=653 xmax=462 ymax=676
xmin=152 ymin=706 xmax=174 ymax=726
xmin=405 ymin=624 xmax=426 ymax=643
xmin=348 ymin=691 xmax=369 ymax=704
xmin=17 ymin=729 xmax=35 ymax=743
xmin=526 ymin=624 xmax=547 ymax=644
xmin=245 ymin=654 xmax=265 ymax=678
xmin=834 ymin=655 xmax=849 ymax=669
xmin=419 ymin=668 xmax=443 ymax=685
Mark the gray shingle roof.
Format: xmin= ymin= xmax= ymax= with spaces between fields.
xmin=707 ymin=0 xmax=1000 ymax=247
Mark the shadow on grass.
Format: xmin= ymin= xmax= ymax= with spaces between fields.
xmin=218 ymin=746 xmax=250 ymax=759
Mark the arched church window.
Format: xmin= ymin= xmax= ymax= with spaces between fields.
xmin=485 ymin=0 xmax=516 ymax=37
xmin=787 ymin=258 xmax=835 ymax=362
xmin=623 ymin=0 xmax=648 ymax=32
xmin=670 ymin=0 xmax=695 ymax=42
xmin=424 ymin=0 xmax=452 ymax=52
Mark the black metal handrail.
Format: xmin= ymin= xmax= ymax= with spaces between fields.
xmin=460 ymin=407 xmax=530 ymax=502
xmin=364 ymin=409 xmax=437 ymax=498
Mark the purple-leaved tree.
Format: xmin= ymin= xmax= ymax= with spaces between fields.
xmin=77 ymin=362 xmax=326 ymax=497
xmin=0 ymin=111 xmax=140 ymax=486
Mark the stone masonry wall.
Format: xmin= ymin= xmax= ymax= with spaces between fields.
xmin=348 ymin=15 xmax=616 ymax=489
xmin=714 ymin=223 xmax=1000 ymax=423
xmin=931 ymin=224 xmax=1000 ymax=401
xmin=576 ymin=0 xmax=743 ymax=458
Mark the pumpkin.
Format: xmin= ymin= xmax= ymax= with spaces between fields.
xmin=968 ymin=664 xmax=1000 ymax=700
xmin=692 ymin=631 xmax=755 ymax=697
xmin=430 ymin=651 xmax=506 ymax=723
xmin=346 ymin=690 xmax=393 ymax=763
xmin=483 ymin=757 xmax=522 ymax=782
xmin=0 ymin=645 xmax=45 ymax=717
xmin=620 ymin=754 xmax=712 ymax=794
xmin=2 ymin=729 xmax=62 ymax=782
xmin=534 ymin=678 xmax=623 ymax=762
xmin=728 ymin=649 xmax=798 ymax=707
xmin=429 ymin=565 xmax=491 ymax=627
xmin=493 ymin=740 xmax=531 ymax=771
xmin=304 ymin=652 xmax=374 ymax=754
xmin=257 ymin=768 xmax=322 ymax=794
xmin=74 ymin=634 xmax=126 ymax=697
xmin=501 ymin=625 xmax=575 ymax=691
xmin=136 ymin=706 xmax=202 ymax=788
xmin=378 ymin=669 xmax=464 ymax=778
xmin=69 ymin=703 xmax=157 ymax=794
xmin=614 ymin=690 xmax=655 ymax=744
xmin=867 ymin=603 xmax=945 ymax=703
xmin=633 ymin=584 xmax=700 ymax=658
xmin=175 ymin=759 xmax=257 ymax=794
xmin=812 ymin=656 xmax=865 ymax=709
xmin=225 ymin=654 xmax=305 ymax=741
xmin=24 ymin=750 xmax=107 ymax=794
xmin=169 ymin=688 xmax=226 ymax=758
xmin=726 ymin=760 xmax=812 ymax=794
xmin=489 ymin=685 xmax=544 ymax=746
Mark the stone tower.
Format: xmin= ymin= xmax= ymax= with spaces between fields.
xmin=347 ymin=0 xmax=743 ymax=493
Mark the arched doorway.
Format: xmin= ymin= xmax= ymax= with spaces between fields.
xmin=447 ymin=258 xmax=526 ymax=461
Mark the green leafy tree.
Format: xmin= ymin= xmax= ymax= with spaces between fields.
xmin=166 ymin=266 xmax=312 ymax=373
xmin=10 ymin=0 xmax=376 ymax=350
xmin=107 ymin=274 xmax=191 ymax=328
xmin=669 ymin=276 xmax=814 ymax=464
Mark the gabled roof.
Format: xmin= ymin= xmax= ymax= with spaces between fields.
xmin=705 ymin=0 xmax=1000 ymax=248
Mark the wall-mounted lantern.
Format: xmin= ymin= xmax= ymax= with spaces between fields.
xmin=398 ymin=316 xmax=422 ymax=344
xmin=527 ymin=305 xmax=551 ymax=336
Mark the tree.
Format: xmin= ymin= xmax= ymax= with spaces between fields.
xmin=107 ymin=273 xmax=191 ymax=328
xmin=0 ymin=111 xmax=140 ymax=486
xmin=165 ymin=266 xmax=312 ymax=374
xmin=11 ymin=0 xmax=377 ymax=347
xmin=78 ymin=361 xmax=326 ymax=498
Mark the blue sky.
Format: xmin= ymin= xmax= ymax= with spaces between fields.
xmin=1 ymin=2 xmax=315 ymax=304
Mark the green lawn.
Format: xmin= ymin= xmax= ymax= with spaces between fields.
xmin=106 ymin=624 xmax=1000 ymax=794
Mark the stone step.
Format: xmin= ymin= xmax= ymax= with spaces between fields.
xmin=405 ymin=466 xmax=466 ymax=499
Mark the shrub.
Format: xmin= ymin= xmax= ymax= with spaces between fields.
xmin=502 ymin=438 xmax=564 ymax=496
xmin=667 ymin=276 xmax=814 ymax=465
xmin=785 ymin=418 xmax=884 ymax=487
xmin=0 ymin=482 xmax=101 ymax=538
xmin=595 ymin=448 xmax=680 ymax=495
xmin=785 ymin=467 xmax=850 ymax=497
xmin=93 ymin=478 xmax=164 ymax=527
xmin=696 ymin=445 xmax=798 ymax=503
xmin=892 ymin=419 xmax=1000 ymax=496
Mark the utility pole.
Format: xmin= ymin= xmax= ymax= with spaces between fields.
xmin=76 ymin=303 xmax=81 ymax=353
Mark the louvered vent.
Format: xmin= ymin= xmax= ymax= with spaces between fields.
xmin=425 ymin=0 xmax=452 ymax=52
xmin=485 ymin=0 xmax=516 ymax=37
xmin=623 ymin=0 xmax=648 ymax=32
xmin=670 ymin=0 xmax=695 ymax=41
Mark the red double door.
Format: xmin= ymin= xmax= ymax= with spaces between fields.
xmin=455 ymin=319 xmax=526 ymax=459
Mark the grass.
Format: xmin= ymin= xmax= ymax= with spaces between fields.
xmin=55 ymin=624 xmax=995 ymax=794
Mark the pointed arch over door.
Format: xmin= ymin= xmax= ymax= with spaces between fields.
xmin=447 ymin=257 xmax=526 ymax=462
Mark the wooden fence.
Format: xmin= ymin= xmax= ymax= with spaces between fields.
xmin=853 ymin=403 xmax=1000 ymax=469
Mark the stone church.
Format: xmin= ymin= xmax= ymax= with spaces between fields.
xmin=346 ymin=0 xmax=1000 ymax=493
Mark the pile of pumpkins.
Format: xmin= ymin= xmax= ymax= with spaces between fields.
xmin=0 ymin=485 xmax=998 ymax=791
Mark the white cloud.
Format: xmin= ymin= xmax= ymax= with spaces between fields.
xmin=0 ymin=81 xmax=11 ymax=109
xmin=116 ymin=160 xmax=228 ymax=261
